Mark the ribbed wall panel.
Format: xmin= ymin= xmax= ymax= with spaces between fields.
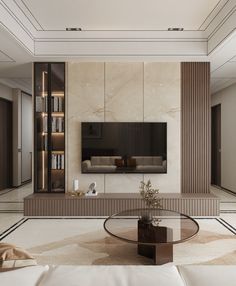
xmin=181 ymin=62 xmax=211 ymax=193
xmin=24 ymin=193 xmax=219 ymax=217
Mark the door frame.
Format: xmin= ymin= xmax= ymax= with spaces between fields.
xmin=0 ymin=97 xmax=13 ymax=190
xmin=211 ymin=104 xmax=221 ymax=187
xmin=21 ymin=91 xmax=32 ymax=184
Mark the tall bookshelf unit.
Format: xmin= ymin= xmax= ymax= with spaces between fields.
xmin=34 ymin=63 xmax=65 ymax=193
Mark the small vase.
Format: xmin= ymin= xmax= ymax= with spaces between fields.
xmin=140 ymin=210 xmax=153 ymax=223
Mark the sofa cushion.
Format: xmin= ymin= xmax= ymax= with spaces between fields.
xmin=133 ymin=157 xmax=153 ymax=165
xmin=153 ymin=156 xmax=163 ymax=165
xmin=91 ymin=156 xmax=121 ymax=166
xmin=178 ymin=265 xmax=236 ymax=286
xmin=136 ymin=165 xmax=165 ymax=172
xmin=88 ymin=166 xmax=116 ymax=172
xmin=91 ymin=156 xmax=111 ymax=166
xmin=133 ymin=156 xmax=163 ymax=166
xmin=0 ymin=265 xmax=48 ymax=286
xmin=38 ymin=265 xmax=185 ymax=286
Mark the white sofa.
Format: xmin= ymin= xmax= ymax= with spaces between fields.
xmin=82 ymin=156 xmax=122 ymax=172
xmin=1 ymin=265 xmax=236 ymax=286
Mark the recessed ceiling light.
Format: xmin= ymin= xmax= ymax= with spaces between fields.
xmin=66 ymin=27 xmax=82 ymax=31
xmin=168 ymin=28 xmax=184 ymax=31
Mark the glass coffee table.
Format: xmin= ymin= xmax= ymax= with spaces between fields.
xmin=104 ymin=208 xmax=199 ymax=265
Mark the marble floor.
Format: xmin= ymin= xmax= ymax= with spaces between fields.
xmin=210 ymin=185 xmax=236 ymax=213
xmin=0 ymin=184 xmax=235 ymax=265
xmin=0 ymin=183 xmax=32 ymax=212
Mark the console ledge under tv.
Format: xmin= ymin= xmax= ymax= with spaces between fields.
xmin=82 ymin=122 xmax=167 ymax=174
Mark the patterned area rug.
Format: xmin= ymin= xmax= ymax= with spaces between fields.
xmin=3 ymin=218 xmax=236 ymax=265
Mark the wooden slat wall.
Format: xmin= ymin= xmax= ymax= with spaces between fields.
xmin=181 ymin=62 xmax=210 ymax=193
xmin=24 ymin=194 xmax=219 ymax=217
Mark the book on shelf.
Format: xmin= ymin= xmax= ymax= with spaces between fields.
xmin=35 ymin=96 xmax=43 ymax=112
xmin=36 ymin=95 xmax=63 ymax=113
xmin=51 ymin=153 xmax=64 ymax=169
xmin=44 ymin=97 xmax=48 ymax=112
xmin=43 ymin=117 xmax=64 ymax=133
xmin=51 ymin=96 xmax=64 ymax=112
xmin=51 ymin=117 xmax=64 ymax=132
xmin=43 ymin=116 xmax=48 ymax=132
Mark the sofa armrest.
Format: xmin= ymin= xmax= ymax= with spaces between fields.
xmin=82 ymin=160 xmax=91 ymax=171
xmin=163 ymin=160 xmax=167 ymax=169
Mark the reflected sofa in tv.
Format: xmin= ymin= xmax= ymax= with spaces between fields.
xmin=82 ymin=156 xmax=166 ymax=173
xmin=82 ymin=156 xmax=121 ymax=172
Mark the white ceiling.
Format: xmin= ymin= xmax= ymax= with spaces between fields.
xmin=23 ymin=0 xmax=220 ymax=31
xmin=0 ymin=0 xmax=236 ymax=94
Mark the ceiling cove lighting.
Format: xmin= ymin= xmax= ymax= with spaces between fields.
xmin=66 ymin=27 xmax=82 ymax=31
xmin=168 ymin=28 xmax=184 ymax=31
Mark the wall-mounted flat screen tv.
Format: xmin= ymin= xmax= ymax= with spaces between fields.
xmin=82 ymin=122 xmax=167 ymax=174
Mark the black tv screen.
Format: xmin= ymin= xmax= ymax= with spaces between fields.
xmin=82 ymin=122 xmax=167 ymax=173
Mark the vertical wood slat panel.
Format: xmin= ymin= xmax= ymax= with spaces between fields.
xmin=24 ymin=194 xmax=219 ymax=217
xmin=181 ymin=62 xmax=210 ymax=193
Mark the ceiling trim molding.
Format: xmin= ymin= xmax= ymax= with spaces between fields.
xmin=208 ymin=10 xmax=236 ymax=54
xmin=34 ymin=30 xmax=206 ymax=40
xmin=0 ymin=1 xmax=34 ymax=54
xmin=13 ymin=0 xmax=43 ymax=31
xmin=0 ymin=49 xmax=15 ymax=62
xmin=0 ymin=0 xmax=235 ymax=65
xmin=198 ymin=0 xmax=229 ymax=31
xmin=0 ymin=0 xmax=35 ymax=38
xmin=205 ymin=0 xmax=236 ymax=36
xmin=0 ymin=22 xmax=34 ymax=55
xmin=211 ymin=53 xmax=236 ymax=74
xmin=0 ymin=77 xmax=32 ymax=94
xmin=34 ymin=39 xmax=207 ymax=57
xmin=199 ymin=0 xmax=230 ymax=30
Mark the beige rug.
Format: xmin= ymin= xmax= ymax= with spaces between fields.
xmin=3 ymin=218 xmax=236 ymax=265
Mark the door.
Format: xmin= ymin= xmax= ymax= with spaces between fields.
xmin=211 ymin=104 xmax=221 ymax=186
xmin=0 ymin=98 xmax=12 ymax=190
xmin=21 ymin=92 xmax=33 ymax=183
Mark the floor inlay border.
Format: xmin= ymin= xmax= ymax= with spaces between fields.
xmin=1 ymin=217 xmax=235 ymax=242
xmin=0 ymin=218 xmax=28 ymax=241
xmin=216 ymin=218 xmax=236 ymax=235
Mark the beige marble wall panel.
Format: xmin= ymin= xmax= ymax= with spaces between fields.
xmin=104 ymin=63 xmax=144 ymax=193
xmin=67 ymin=62 xmax=181 ymax=194
xmin=67 ymin=63 xmax=105 ymax=192
xmin=105 ymin=174 xmax=143 ymax=193
xmin=105 ymin=63 xmax=143 ymax=121
xmin=144 ymin=62 xmax=181 ymax=193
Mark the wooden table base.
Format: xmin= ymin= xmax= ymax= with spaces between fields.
xmin=137 ymin=219 xmax=173 ymax=265
xmin=138 ymin=243 xmax=173 ymax=265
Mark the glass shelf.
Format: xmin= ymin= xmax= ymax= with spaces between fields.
xmin=34 ymin=62 xmax=65 ymax=193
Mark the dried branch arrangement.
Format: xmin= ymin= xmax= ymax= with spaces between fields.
xmin=139 ymin=180 xmax=162 ymax=209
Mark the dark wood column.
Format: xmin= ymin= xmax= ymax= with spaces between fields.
xmin=181 ymin=62 xmax=210 ymax=194
xmin=0 ymin=98 xmax=12 ymax=190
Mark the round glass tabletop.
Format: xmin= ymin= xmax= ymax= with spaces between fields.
xmin=104 ymin=208 xmax=199 ymax=245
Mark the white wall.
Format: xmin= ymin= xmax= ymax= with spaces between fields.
xmin=67 ymin=62 xmax=181 ymax=194
xmin=212 ymin=83 xmax=236 ymax=193
xmin=0 ymin=82 xmax=12 ymax=101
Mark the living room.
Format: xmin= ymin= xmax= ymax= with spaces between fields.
xmin=0 ymin=0 xmax=236 ymax=285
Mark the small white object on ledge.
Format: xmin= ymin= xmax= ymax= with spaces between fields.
xmin=73 ymin=179 xmax=79 ymax=191
xmin=85 ymin=182 xmax=98 ymax=196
